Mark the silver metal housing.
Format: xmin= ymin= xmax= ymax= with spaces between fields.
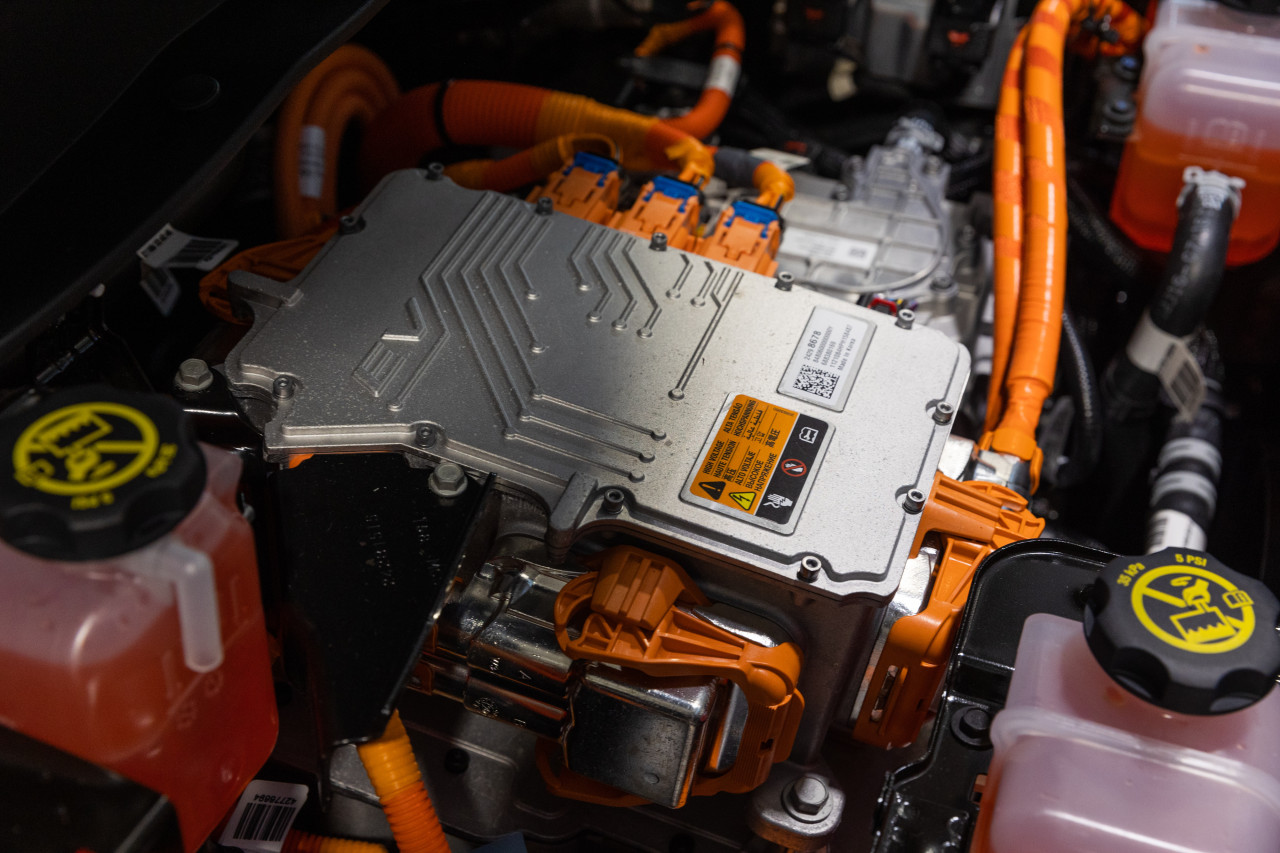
xmin=225 ymin=171 xmax=969 ymax=605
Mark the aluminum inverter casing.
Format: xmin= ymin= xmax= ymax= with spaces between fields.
xmin=225 ymin=170 xmax=970 ymax=601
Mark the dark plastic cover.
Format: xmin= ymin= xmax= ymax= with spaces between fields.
xmin=1084 ymin=547 xmax=1280 ymax=714
xmin=0 ymin=385 xmax=206 ymax=560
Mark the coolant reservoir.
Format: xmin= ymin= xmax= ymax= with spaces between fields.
xmin=1110 ymin=0 xmax=1280 ymax=265
xmin=0 ymin=386 xmax=278 ymax=851
xmin=972 ymin=548 xmax=1280 ymax=853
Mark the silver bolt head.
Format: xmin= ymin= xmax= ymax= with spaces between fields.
xmin=787 ymin=775 xmax=829 ymax=815
xmin=933 ymin=401 xmax=955 ymax=425
xmin=429 ymin=462 xmax=468 ymax=498
xmin=904 ymin=488 xmax=927 ymax=514
xmin=175 ymin=358 xmax=213 ymax=392
xmin=895 ymin=309 xmax=916 ymax=329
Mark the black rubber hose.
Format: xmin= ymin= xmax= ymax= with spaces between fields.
xmin=712 ymin=147 xmax=767 ymax=192
xmin=1056 ymin=310 xmax=1104 ymax=488
xmin=1104 ymin=173 xmax=1239 ymax=422
xmin=1067 ymin=174 xmax=1141 ymax=280
xmin=1149 ymin=183 xmax=1236 ymax=337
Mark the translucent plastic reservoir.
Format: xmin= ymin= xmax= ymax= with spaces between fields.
xmin=0 ymin=446 xmax=278 ymax=851
xmin=971 ymin=613 xmax=1280 ymax=853
xmin=1110 ymin=0 xmax=1280 ymax=265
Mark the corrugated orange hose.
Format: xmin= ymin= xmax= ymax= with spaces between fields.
xmin=445 ymin=133 xmax=618 ymax=191
xmin=984 ymin=0 xmax=1144 ymax=473
xmin=634 ymin=1 xmax=746 ymax=139
xmin=984 ymin=27 xmax=1028 ymax=434
xmin=275 ymin=45 xmax=400 ymax=238
xmin=283 ymin=830 xmax=388 ymax=853
xmin=358 ymin=81 xmax=715 ymax=192
xmin=356 ymin=711 xmax=450 ymax=853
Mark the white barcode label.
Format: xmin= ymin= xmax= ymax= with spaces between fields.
xmin=778 ymin=228 xmax=879 ymax=271
xmin=219 ymin=780 xmax=308 ymax=852
xmin=778 ymin=307 xmax=873 ymax=411
xmin=139 ymin=266 xmax=181 ymax=316
xmin=298 ymin=125 xmax=326 ymax=200
xmin=137 ymin=224 xmax=238 ymax=271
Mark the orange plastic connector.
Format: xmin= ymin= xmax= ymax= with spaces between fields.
xmin=530 ymin=152 xmax=621 ymax=225
xmin=544 ymin=546 xmax=805 ymax=807
xmin=852 ymin=473 xmax=1044 ymax=749
xmin=609 ymin=177 xmax=701 ymax=249
xmin=696 ymin=200 xmax=782 ymax=275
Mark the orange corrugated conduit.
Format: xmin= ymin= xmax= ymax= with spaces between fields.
xmin=983 ymin=0 xmax=1144 ymax=480
xmin=358 ymin=81 xmax=716 ymax=191
xmin=356 ymin=711 xmax=450 ymax=853
xmin=275 ymin=45 xmax=400 ymax=238
xmin=634 ymin=1 xmax=746 ymax=139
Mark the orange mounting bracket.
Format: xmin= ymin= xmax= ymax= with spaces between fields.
xmin=852 ymin=473 xmax=1044 ymax=749
xmin=542 ymin=546 xmax=805 ymax=806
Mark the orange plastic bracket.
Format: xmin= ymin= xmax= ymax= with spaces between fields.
xmin=543 ymin=546 xmax=805 ymax=806
xmin=852 ymin=473 xmax=1044 ymax=748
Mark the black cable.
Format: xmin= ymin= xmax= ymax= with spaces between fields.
xmin=1056 ymin=310 xmax=1104 ymax=488
xmin=1066 ymin=174 xmax=1141 ymax=280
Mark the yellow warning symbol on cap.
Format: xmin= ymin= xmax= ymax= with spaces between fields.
xmin=1130 ymin=561 xmax=1256 ymax=654
xmin=12 ymin=402 xmax=160 ymax=498
xmin=729 ymin=491 xmax=756 ymax=511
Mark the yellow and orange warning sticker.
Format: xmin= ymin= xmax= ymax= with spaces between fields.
xmin=682 ymin=394 xmax=830 ymax=531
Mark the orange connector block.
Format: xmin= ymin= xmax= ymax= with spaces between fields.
xmin=852 ymin=473 xmax=1044 ymax=749
xmin=529 ymin=152 xmax=620 ymax=225
xmin=609 ymin=176 xmax=701 ymax=250
xmin=542 ymin=546 xmax=804 ymax=807
xmin=696 ymin=199 xmax=782 ymax=275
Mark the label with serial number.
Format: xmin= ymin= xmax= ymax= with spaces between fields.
xmin=777 ymin=307 xmax=872 ymax=411
xmin=682 ymin=394 xmax=830 ymax=533
xmin=218 ymin=779 xmax=309 ymax=852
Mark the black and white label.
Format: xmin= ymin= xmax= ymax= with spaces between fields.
xmin=218 ymin=780 xmax=308 ymax=852
xmin=137 ymin=224 xmax=238 ymax=271
xmin=778 ymin=307 xmax=872 ymax=411
xmin=778 ymin=228 xmax=879 ymax=270
xmin=139 ymin=266 xmax=181 ymax=316
xmin=298 ymin=125 xmax=326 ymax=200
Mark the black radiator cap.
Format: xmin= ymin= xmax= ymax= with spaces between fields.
xmin=0 ymin=385 xmax=205 ymax=560
xmin=1084 ymin=547 xmax=1280 ymax=714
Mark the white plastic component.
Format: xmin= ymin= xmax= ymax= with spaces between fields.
xmin=124 ymin=538 xmax=224 ymax=673
xmin=982 ymin=613 xmax=1280 ymax=853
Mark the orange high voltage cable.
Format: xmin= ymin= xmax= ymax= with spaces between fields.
xmin=985 ymin=0 xmax=1144 ymax=476
xmin=359 ymin=81 xmax=716 ymax=190
xmin=275 ymin=45 xmax=400 ymax=239
xmin=985 ymin=27 xmax=1029 ymax=434
xmin=444 ymin=133 xmax=619 ymax=192
xmin=634 ymin=1 xmax=746 ymax=140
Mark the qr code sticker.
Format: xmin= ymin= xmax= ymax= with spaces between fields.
xmin=794 ymin=365 xmax=839 ymax=399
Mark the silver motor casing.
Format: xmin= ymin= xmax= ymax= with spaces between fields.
xmin=224 ymin=169 xmax=969 ymax=766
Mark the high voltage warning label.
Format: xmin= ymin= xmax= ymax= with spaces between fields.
xmin=682 ymin=394 xmax=830 ymax=532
